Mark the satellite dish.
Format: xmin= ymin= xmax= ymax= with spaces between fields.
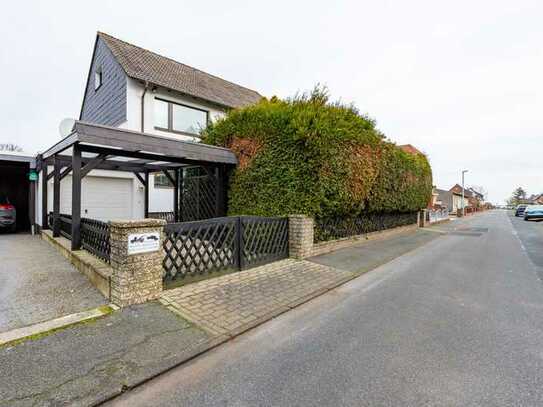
xmin=59 ymin=118 xmax=76 ymax=138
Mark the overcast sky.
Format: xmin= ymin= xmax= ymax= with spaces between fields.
xmin=1 ymin=0 xmax=541 ymax=204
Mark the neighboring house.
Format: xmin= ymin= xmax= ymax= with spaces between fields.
xmin=41 ymin=32 xmax=262 ymax=221
xmin=436 ymin=185 xmax=469 ymax=213
xmin=450 ymin=184 xmax=472 ymax=211
xmin=527 ymin=194 xmax=543 ymax=205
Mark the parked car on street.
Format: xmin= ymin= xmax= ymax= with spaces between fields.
xmin=515 ymin=204 xmax=528 ymax=217
xmin=0 ymin=194 xmax=16 ymax=232
xmin=524 ymin=205 xmax=543 ymax=221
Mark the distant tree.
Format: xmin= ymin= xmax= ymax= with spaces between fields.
xmin=468 ymin=185 xmax=487 ymax=200
xmin=0 ymin=143 xmax=23 ymax=152
xmin=507 ymin=187 xmax=527 ymax=206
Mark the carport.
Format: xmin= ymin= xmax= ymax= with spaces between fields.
xmin=39 ymin=121 xmax=237 ymax=250
xmin=0 ymin=153 xmax=36 ymax=232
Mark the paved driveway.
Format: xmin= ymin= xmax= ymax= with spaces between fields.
xmin=0 ymin=233 xmax=106 ymax=332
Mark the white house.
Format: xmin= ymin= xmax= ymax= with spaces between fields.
xmin=37 ymin=32 xmax=261 ymax=225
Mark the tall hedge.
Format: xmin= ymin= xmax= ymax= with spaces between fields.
xmin=202 ymin=88 xmax=432 ymax=218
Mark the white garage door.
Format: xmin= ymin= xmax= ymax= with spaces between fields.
xmin=59 ymin=176 xmax=133 ymax=221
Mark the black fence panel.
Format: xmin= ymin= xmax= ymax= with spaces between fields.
xmin=182 ymin=170 xmax=217 ymax=222
xmin=314 ymin=212 xmax=418 ymax=243
xmin=163 ymin=216 xmax=289 ymax=283
xmin=48 ymin=212 xmax=110 ymax=263
xmin=241 ymin=216 xmax=289 ymax=269
xmin=81 ymin=218 xmax=110 ymax=263
xmin=163 ymin=217 xmax=238 ymax=281
xmin=48 ymin=212 xmax=72 ymax=240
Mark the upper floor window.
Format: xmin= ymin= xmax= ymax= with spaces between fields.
xmin=94 ymin=68 xmax=102 ymax=90
xmin=153 ymin=98 xmax=208 ymax=137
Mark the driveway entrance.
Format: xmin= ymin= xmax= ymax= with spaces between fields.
xmin=0 ymin=233 xmax=106 ymax=333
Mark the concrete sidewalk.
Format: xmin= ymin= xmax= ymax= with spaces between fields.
xmin=0 ymin=302 xmax=212 ymax=407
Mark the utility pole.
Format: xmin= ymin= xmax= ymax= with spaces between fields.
xmin=462 ymin=169 xmax=469 ymax=216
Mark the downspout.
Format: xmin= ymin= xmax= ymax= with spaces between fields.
xmin=141 ymin=81 xmax=149 ymax=132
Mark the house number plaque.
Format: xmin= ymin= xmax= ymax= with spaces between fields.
xmin=127 ymin=232 xmax=160 ymax=255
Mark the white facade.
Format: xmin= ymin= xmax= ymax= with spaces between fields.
xmin=87 ymin=79 xmax=227 ymax=220
xmin=37 ymin=79 xmax=229 ymax=225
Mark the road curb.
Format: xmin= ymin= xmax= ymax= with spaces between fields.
xmin=0 ymin=304 xmax=116 ymax=347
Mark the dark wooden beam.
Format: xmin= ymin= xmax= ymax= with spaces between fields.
xmin=81 ymin=154 xmax=109 ymax=178
xmin=41 ymin=164 xmax=49 ymax=230
xmin=40 ymin=133 xmax=78 ymax=160
xmin=53 ymin=157 xmax=61 ymax=237
xmin=59 ymin=166 xmax=72 ymax=181
xmin=161 ymin=169 xmax=175 ymax=186
xmin=79 ymin=144 xmax=222 ymax=168
xmin=179 ymin=167 xmax=184 ymax=222
xmin=144 ymin=171 xmax=149 ymax=218
xmin=133 ymin=172 xmax=145 ymax=186
xmin=173 ymin=169 xmax=179 ymax=222
xmin=71 ymin=145 xmax=82 ymax=250
xmin=51 ymin=154 xmax=192 ymax=172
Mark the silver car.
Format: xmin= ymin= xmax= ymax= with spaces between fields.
xmin=0 ymin=194 xmax=16 ymax=232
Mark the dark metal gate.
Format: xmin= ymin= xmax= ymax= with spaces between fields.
xmin=162 ymin=216 xmax=289 ymax=282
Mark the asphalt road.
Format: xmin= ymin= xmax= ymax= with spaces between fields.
xmin=106 ymin=211 xmax=543 ymax=407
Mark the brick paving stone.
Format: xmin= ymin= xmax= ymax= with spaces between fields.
xmin=162 ymin=259 xmax=354 ymax=337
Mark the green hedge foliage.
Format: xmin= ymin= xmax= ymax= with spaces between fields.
xmin=202 ymin=88 xmax=432 ymax=218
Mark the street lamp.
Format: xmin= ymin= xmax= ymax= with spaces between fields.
xmin=461 ymin=169 xmax=469 ymax=216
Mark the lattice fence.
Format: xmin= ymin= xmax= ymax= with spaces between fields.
xmin=163 ymin=216 xmax=289 ymax=283
xmin=81 ymin=218 xmax=110 ymax=263
xmin=241 ymin=216 xmax=289 ymax=269
xmin=163 ymin=217 xmax=238 ymax=281
xmin=314 ymin=212 xmax=418 ymax=242
xmin=182 ymin=171 xmax=217 ymax=221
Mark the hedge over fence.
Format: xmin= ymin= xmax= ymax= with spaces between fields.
xmin=202 ymin=88 xmax=432 ymax=219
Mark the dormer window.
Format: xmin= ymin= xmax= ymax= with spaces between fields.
xmin=94 ymin=68 xmax=102 ymax=90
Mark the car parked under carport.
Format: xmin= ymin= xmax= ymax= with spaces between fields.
xmin=0 ymin=153 xmax=36 ymax=233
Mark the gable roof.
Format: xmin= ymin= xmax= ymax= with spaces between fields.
xmin=450 ymin=184 xmax=473 ymax=197
xmin=97 ymin=32 xmax=263 ymax=109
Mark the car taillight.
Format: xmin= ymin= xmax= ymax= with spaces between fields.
xmin=0 ymin=204 xmax=14 ymax=210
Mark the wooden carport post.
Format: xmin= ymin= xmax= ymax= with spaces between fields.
xmin=52 ymin=156 xmax=61 ymax=237
xmin=144 ymin=171 xmax=149 ymax=218
xmin=173 ymin=169 xmax=180 ymax=222
xmin=41 ymin=163 xmax=49 ymax=230
xmin=71 ymin=145 xmax=82 ymax=250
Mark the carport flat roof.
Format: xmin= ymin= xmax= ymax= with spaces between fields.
xmin=0 ymin=153 xmax=36 ymax=167
xmin=41 ymin=121 xmax=237 ymax=170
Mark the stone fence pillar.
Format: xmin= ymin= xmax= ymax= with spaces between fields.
xmin=109 ymin=219 xmax=166 ymax=307
xmin=289 ymin=215 xmax=314 ymax=259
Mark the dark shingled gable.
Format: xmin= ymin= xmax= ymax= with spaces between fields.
xmin=97 ymin=32 xmax=262 ymax=109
